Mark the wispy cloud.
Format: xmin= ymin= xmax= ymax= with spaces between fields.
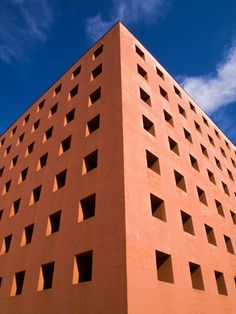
xmin=0 ymin=0 xmax=54 ymax=63
xmin=181 ymin=42 xmax=236 ymax=114
xmin=85 ymin=0 xmax=169 ymax=41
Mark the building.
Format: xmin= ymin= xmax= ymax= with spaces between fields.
xmin=0 ymin=21 xmax=236 ymax=314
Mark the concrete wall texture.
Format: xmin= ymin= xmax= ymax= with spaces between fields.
xmin=0 ymin=22 xmax=236 ymax=313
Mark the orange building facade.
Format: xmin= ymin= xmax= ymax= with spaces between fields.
xmin=0 ymin=22 xmax=236 ymax=313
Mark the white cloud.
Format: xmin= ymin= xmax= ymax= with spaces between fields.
xmin=181 ymin=43 xmax=236 ymax=114
xmin=0 ymin=0 xmax=54 ymax=63
xmin=85 ymin=0 xmax=168 ymax=41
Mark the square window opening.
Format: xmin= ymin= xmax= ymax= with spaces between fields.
xmin=205 ymin=224 xmax=217 ymax=246
xmin=156 ymin=66 xmax=164 ymax=79
xmin=196 ymin=187 xmax=208 ymax=205
xmin=72 ymin=65 xmax=81 ymax=79
xmin=164 ymin=110 xmax=174 ymax=126
xmin=30 ymin=186 xmax=42 ymax=205
xmin=21 ymin=224 xmax=34 ymax=246
xmin=49 ymin=103 xmax=58 ymax=117
xmin=140 ymin=88 xmax=151 ymax=106
xmin=59 ymin=136 xmax=72 ymax=155
xmin=89 ymin=87 xmax=101 ymax=106
xmin=200 ymin=144 xmax=208 ymax=157
xmin=53 ymin=84 xmax=62 ymax=96
xmin=38 ymin=262 xmax=55 ymax=291
xmin=174 ymin=170 xmax=187 ymax=192
xmin=10 ymin=199 xmax=21 ymax=216
xmin=93 ymin=45 xmax=103 ymax=59
xmin=135 ymin=45 xmax=145 ymax=59
xmin=86 ymin=115 xmax=100 ymax=136
xmin=46 ymin=210 xmax=61 ymax=235
xmin=82 ymin=150 xmax=98 ymax=174
xmin=38 ymin=153 xmax=48 ymax=170
xmin=215 ymin=271 xmax=227 ymax=295
xmin=174 ymin=86 xmax=181 ymax=98
xmin=68 ymin=84 xmax=79 ymax=100
xmin=230 ymin=211 xmax=236 ymax=225
xmin=150 ymin=194 xmax=166 ymax=221
xmin=11 ymin=271 xmax=25 ymax=296
xmin=168 ymin=137 xmax=179 ymax=155
xmin=178 ymin=105 xmax=186 ymax=117
xmin=184 ymin=128 xmax=192 ymax=143
xmin=43 ymin=127 xmax=53 ymax=142
xmin=155 ymin=250 xmax=174 ymax=283
xmin=224 ymin=235 xmax=234 ymax=254
xmin=1 ymin=234 xmax=12 ymax=254
xmin=215 ymin=200 xmax=224 ymax=217
xmin=73 ymin=251 xmax=93 ymax=283
xmin=207 ymin=169 xmax=216 ymax=184
xmin=189 ymin=262 xmax=204 ymax=290
xmin=137 ymin=64 xmax=147 ymax=80
xmin=159 ymin=86 xmax=168 ymax=100
xmin=37 ymin=100 xmax=45 ymax=111
xmin=64 ymin=109 xmax=75 ymax=125
xmin=92 ymin=64 xmax=102 ymax=80
xmin=53 ymin=170 xmax=67 ymax=191
xmin=222 ymin=182 xmax=230 ymax=196
xmin=79 ymin=194 xmax=96 ymax=222
xmin=189 ymin=102 xmax=196 ymax=113
xmin=181 ymin=211 xmax=194 ymax=235
xmin=146 ymin=150 xmax=161 ymax=175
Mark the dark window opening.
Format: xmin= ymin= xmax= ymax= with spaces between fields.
xmin=79 ymin=194 xmax=96 ymax=222
xmin=137 ymin=64 xmax=147 ymax=80
xmin=47 ymin=210 xmax=61 ymax=234
xmin=142 ymin=116 xmax=155 ymax=136
xmin=86 ymin=115 xmax=100 ymax=136
xmin=49 ymin=103 xmax=58 ymax=116
xmin=156 ymin=66 xmax=164 ymax=79
xmin=40 ymin=262 xmax=55 ymax=290
xmin=72 ymin=65 xmax=81 ymax=78
xmin=168 ymin=137 xmax=179 ymax=155
xmin=224 ymin=235 xmax=234 ymax=254
xmin=174 ymin=86 xmax=181 ymax=98
xmin=174 ymin=170 xmax=187 ymax=192
xmin=83 ymin=150 xmax=98 ymax=174
xmin=189 ymin=155 xmax=199 ymax=171
xmin=189 ymin=263 xmax=204 ymax=290
xmin=184 ymin=128 xmax=192 ymax=143
xmin=150 ymin=194 xmax=166 ymax=221
xmin=207 ymin=169 xmax=216 ymax=184
xmin=215 ymin=200 xmax=224 ymax=217
xmin=135 ymin=45 xmax=145 ymax=59
xmin=65 ymin=109 xmax=75 ymax=125
xmin=54 ymin=83 xmax=62 ymax=96
xmin=69 ymin=84 xmax=79 ymax=100
xmin=60 ymin=136 xmax=71 ymax=154
xmin=140 ymin=88 xmax=151 ymax=106
xmin=159 ymin=86 xmax=168 ymax=100
xmin=196 ymin=187 xmax=208 ymax=205
xmin=181 ymin=211 xmax=194 ymax=235
xmin=74 ymin=251 xmax=93 ymax=283
xmin=146 ymin=150 xmax=160 ymax=175
xmin=178 ymin=105 xmax=186 ymax=117
xmin=164 ymin=110 xmax=174 ymax=126
xmin=92 ymin=64 xmax=102 ymax=79
xmin=215 ymin=271 xmax=227 ymax=295
xmin=89 ymin=87 xmax=101 ymax=105
xmin=155 ymin=250 xmax=174 ymax=283
xmin=93 ymin=45 xmax=103 ymax=58
xmin=205 ymin=224 xmax=217 ymax=246
xmin=54 ymin=170 xmax=67 ymax=191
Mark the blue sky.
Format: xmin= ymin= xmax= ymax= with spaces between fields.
xmin=0 ymin=0 xmax=236 ymax=144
